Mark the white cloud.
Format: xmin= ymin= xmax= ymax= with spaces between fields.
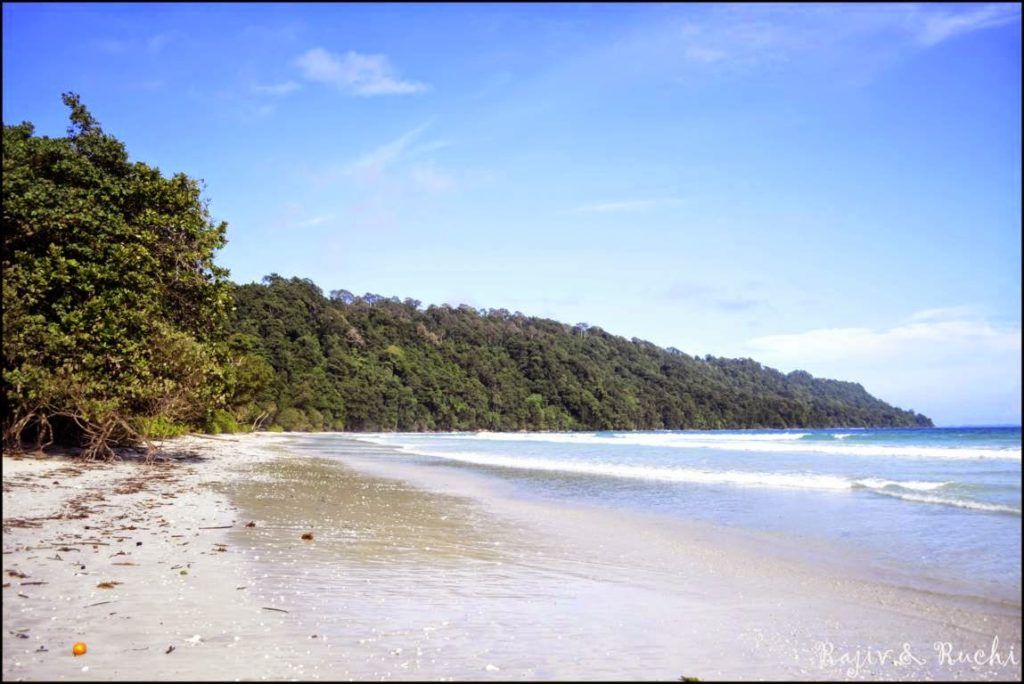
xmin=907 ymin=305 xmax=980 ymax=323
xmin=147 ymin=33 xmax=172 ymax=54
xmin=294 ymin=48 xmax=428 ymax=96
xmin=741 ymin=308 xmax=1022 ymax=424
xmin=291 ymin=214 xmax=334 ymax=228
xmin=344 ymin=123 xmax=432 ymax=182
xmin=572 ymin=197 xmax=683 ymax=213
xmin=914 ymin=3 xmax=1021 ymax=47
xmin=684 ymin=45 xmax=728 ymax=64
xmin=252 ymin=81 xmax=301 ymax=96
xmin=607 ymin=3 xmax=1021 ymax=85
xmin=409 ymin=165 xmax=459 ymax=193
xmin=746 ymin=316 xmax=1019 ymax=364
xmin=94 ymin=38 xmax=129 ymax=54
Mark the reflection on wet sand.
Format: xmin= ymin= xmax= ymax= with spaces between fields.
xmin=217 ymin=439 xmax=1021 ymax=681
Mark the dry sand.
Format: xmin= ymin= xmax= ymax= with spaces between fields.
xmin=3 ymin=432 xmax=1021 ymax=681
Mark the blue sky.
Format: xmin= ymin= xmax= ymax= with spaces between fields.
xmin=3 ymin=3 xmax=1021 ymax=425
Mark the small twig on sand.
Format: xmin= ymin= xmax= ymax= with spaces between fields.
xmin=197 ymin=525 xmax=233 ymax=530
xmin=261 ymin=607 xmax=289 ymax=613
xmin=86 ymin=600 xmax=114 ymax=608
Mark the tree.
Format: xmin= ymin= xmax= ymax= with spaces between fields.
xmin=2 ymin=93 xmax=231 ymax=457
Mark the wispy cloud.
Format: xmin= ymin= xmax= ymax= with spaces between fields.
xmin=294 ymin=48 xmax=428 ymax=96
xmin=147 ymin=32 xmax=172 ymax=54
xmin=93 ymin=32 xmax=179 ymax=56
xmin=408 ymin=164 xmax=459 ymax=193
xmin=601 ymin=3 xmax=1020 ymax=87
xmin=746 ymin=309 xmax=1020 ymax=364
xmin=93 ymin=38 xmax=129 ymax=54
xmin=251 ymin=81 xmax=301 ymax=96
xmin=572 ymin=197 xmax=684 ymax=213
xmin=344 ymin=123 xmax=434 ymax=182
xmin=332 ymin=125 xmax=463 ymax=194
xmin=914 ymin=3 xmax=1021 ymax=46
xmin=907 ymin=305 xmax=981 ymax=323
xmin=291 ymin=214 xmax=334 ymax=228
xmin=741 ymin=308 xmax=1022 ymax=423
xmin=662 ymin=280 xmax=767 ymax=315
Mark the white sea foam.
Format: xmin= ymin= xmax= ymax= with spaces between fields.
xmin=386 ymin=446 xmax=957 ymax=495
xmin=409 ymin=432 xmax=1021 ymax=461
xmin=853 ymin=478 xmax=949 ymax=492
xmin=865 ymin=489 xmax=1021 ymax=516
xmin=834 ymin=433 xmax=853 ymax=440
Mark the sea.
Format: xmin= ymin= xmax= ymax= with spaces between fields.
xmin=293 ymin=427 xmax=1022 ymax=602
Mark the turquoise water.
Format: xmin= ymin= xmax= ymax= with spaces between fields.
xmin=313 ymin=427 xmax=1022 ymax=600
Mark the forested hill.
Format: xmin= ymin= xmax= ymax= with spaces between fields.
xmin=2 ymin=95 xmax=931 ymax=454
xmin=226 ymin=276 xmax=933 ymax=432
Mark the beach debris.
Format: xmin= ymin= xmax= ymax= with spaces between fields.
xmin=245 ymin=521 xmax=256 ymax=528
xmin=11 ymin=629 xmax=29 ymax=639
xmin=262 ymin=606 xmax=289 ymax=613
xmin=86 ymin=600 xmax=113 ymax=608
xmin=36 ymin=645 xmax=48 ymax=652
xmin=485 ymin=664 xmax=500 ymax=672
xmin=678 ymin=677 xmax=701 ymax=682
xmin=72 ymin=642 xmax=87 ymax=656
xmin=136 ymin=541 xmax=142 ymax=546
xmin=165 ymin=645 xmax=175 ymax=654
xmin=179 ymin=569 xmax=188 ymax=575
xmin=301 ymin=532 xmax=314 ymax=541
xmin=96 ymin=581 xmax=121 ymax=589
xmin=185 ymin=634 xmax=203 ymax=646
xmin=198 ymin=525 xmax=233 ymax=530
xmin=6 ymin=569 xmax=29 ymax=578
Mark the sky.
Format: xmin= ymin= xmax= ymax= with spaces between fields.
xmin=2 ymin=3 xmax=1021 ymax=426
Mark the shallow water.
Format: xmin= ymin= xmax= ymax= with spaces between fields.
xmin=318 ymin=428 xmax=1022 ymax=602
xmin=221 ymin=434 xmax=1022 ymax=680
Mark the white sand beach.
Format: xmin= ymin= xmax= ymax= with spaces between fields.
xmin=3 ymin=433 xmax=1021 ymax=681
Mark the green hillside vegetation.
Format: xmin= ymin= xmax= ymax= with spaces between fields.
xmin=3 ymin=95 xmax=231 ymax=456
xmin=2 ymin=95 xmax=931 ymax=456
xmin=225 ymin=276 xmax=932 ymax=432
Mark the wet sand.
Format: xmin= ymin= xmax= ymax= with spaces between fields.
xmin=3 ymin=433 xmax=1021 ymax=681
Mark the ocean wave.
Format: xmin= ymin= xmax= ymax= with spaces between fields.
xmin=864 ymin=489 xmax=1021 ymax=516
xmin=353 ymin=437 xmax=1020 ymax=514
xmin=412 ymin=432 xmax=1021 ymax=460
xmin=853 ymin=478 xmax=949 ymax=492
xmin=390 ymin=446 xmax=957 ymax=494
xmin=465 ymin=431 xmax=810 ymax=443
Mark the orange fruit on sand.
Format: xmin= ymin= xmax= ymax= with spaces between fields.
xmin=72 ymin=642 xmax=87 ymax=656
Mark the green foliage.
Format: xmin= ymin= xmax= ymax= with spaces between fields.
xmin=3 ymin=95 xmax=932 ymax=450
xmin=135 ymin=415 xmax=192 ymax=440
xmin=205 ymin=409 xmax=241 ymax=435
xmin=2 ymin=94 xmax=231 ymax=457
xmin=227 ymin=276 xmax=933 ymax=432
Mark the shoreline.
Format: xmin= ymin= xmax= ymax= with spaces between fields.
xmin=3 ymin=432 xmax=1021 ymax=681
